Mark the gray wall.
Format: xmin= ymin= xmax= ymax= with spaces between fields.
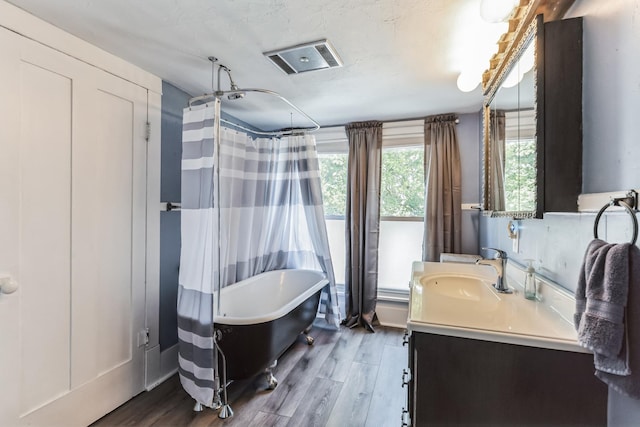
xmin=479 ymin=1 xmax=640 ymax=424
xmin=159 ymin=81 xmax=190 ymax=351
xmin=457 ymin=112 xmax=482 ymax=256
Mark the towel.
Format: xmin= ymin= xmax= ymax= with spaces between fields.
xmin=596 ymin=244 xmax=640 ymax=399
xmin=575 ymin=239 xmax=630 ymax=374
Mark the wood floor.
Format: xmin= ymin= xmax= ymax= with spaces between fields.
xmin=92 ymin=323 xmax=407 ymax=427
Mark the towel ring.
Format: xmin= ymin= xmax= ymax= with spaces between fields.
xmin=593 ymin=200 xmax=638 ymax=245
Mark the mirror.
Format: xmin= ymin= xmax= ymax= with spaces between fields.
xmin=483 ymin=16 xmax=542 ymax=219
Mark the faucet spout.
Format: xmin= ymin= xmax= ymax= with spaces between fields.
xmin=476 ymin=248 xmax=512 ymax=294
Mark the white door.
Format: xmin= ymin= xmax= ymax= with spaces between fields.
xmin=0 ymin=27 xmax=148 ymax=427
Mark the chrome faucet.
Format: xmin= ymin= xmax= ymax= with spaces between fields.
xmin=476 ymin=247 xmax=512 ymax=293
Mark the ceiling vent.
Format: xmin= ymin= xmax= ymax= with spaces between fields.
xmin=264 ymin=39 xmax=343 ymax=75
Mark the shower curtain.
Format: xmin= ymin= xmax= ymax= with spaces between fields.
xmin=177 ymin=102 xmax=339 ymax=406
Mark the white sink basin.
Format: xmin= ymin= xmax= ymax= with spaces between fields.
xmin=408 ymin=261 xmax=583 ymax=352
xmin=419 ymin=275 xmax=500 ymax=302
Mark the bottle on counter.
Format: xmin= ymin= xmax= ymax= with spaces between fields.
xmin=524 ymin=259 xmax=537 ymax=301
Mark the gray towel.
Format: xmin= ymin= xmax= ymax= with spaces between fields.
xmin=596 ymin=244 xmax=640 ymax=398
xmin=575 ymin=238 xmax=630 ymax=374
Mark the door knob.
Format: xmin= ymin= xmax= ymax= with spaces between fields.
xmin=0 ymin=275 xmax=18 ymax=294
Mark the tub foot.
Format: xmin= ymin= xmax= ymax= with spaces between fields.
xmin=265 ymin=371 xmax=278 ymax=390
xmin=265 ymin=360 xmax=278 ymax=390
xmin=303 ymin=332 xmax=315 ymax=345
xmin=193 ymin=401 xmax=204 ymax=412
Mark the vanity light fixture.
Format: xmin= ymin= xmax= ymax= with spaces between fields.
xmin=455 ymin=0 xmax=515 ymax=93
xmin=480 ymin=0 xmax=519 ymax=23
xmin=456 ymin=70 xmax=480 ymax=92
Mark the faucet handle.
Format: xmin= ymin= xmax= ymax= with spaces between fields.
xmin=482 ymin=247 xmax=507 ymax=259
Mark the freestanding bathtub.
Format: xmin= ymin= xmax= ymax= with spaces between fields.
xmin=213 ymin=269 xmax=328 ymax=384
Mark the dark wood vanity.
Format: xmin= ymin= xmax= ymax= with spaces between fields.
xmin=404 ymin=331 xmax=607 ymax=426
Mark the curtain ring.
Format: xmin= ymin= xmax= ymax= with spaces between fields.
xmin=593 ymin=200 xmax=638 ymax=245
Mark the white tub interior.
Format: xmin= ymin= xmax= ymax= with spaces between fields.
xmin=214 ymin=269 xmax=328 ymax=325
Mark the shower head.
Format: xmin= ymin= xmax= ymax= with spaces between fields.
xmin=227 ymin=84 xmax=246 ymax=100
xmin=217 ymin=65 xmax=245 ymax=100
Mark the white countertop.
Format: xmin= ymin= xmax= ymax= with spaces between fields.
xmin=407 ymin=260 xmax=588 ymax=353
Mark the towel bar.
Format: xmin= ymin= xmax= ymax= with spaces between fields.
xmin=593 ymin=190 xmax=638 ymax=245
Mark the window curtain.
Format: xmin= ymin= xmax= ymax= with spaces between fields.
xmin=489 ymin=110 xmax=506 ymax=211
xmin=343 ymin=121 xmax=382 ymax=332
xmin=423 ymin=114 xmax=462 ymax=262
xmin=178 ymin=103 xmax=340 ymax=408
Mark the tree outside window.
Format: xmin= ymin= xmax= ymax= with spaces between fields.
xmin=381 ymin=146 xmax=424 ymax=218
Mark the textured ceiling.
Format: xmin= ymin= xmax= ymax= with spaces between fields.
xmin=6 ymin=0 xmax=508 ymax=130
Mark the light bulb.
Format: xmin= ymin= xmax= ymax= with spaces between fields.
xmin=457 ymin=71 xmax=480 ymax=92
xmin=480 ymin=0 xmax=519 ymax=23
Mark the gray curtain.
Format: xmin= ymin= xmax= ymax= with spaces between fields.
xmin=489 ymin=110 xmax=506 ymax=211
xmin=343 ymin=121 xmax=382 ymax=332
xmin=423 ymin=114 xmax=462 ymax=262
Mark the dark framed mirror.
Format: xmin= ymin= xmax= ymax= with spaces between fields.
xmin=483 ymin=15 xmax=543 ymax=219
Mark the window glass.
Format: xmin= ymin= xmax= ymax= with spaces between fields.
xmin=504 ymin=138 xmax=536 ymax=212
xmin=380 ymin=146 xmax=424 ymax=217
xmin=318 ymin=153 xmax=347 ymax=217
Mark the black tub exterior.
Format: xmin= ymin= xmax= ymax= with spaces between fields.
xmin=213 ymin=288 xmax=321 ymax=381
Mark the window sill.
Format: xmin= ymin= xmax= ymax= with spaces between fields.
xmin=336 ymin=284 xmax=409 ymax=303
xmin=378 ymin=288 xmax=409 ymax=303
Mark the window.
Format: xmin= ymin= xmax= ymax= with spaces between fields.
xmin=504 ymin=110 xmax=536 ymax=212
xmin=318 ymin=150 xmax=348 ymax=286
xmin=378 ymin=143 xmax=424 ymax=295
xmin=316 ymin=122 xmax=425 ymax=297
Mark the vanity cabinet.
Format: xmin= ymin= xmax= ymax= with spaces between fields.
xmin=405 ymin=331 xmax=607 ymax=426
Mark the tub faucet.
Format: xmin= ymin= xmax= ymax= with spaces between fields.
xmin=476 ymin=247 xmax=512 ymax=294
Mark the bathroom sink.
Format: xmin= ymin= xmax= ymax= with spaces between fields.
xmin=408 ymin=261 xmax=583 ymax=352
xmin=419 ymin=275 xmax=500 ymax=302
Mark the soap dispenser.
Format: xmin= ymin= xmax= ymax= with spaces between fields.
xmin=523 ymin=259 xmax=537 ymax=300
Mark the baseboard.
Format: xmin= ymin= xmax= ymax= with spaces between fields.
xmin=145 ymin=344 xmax=179 ymax=390
xmin=377 ymin=299 xmax=408 ymax=329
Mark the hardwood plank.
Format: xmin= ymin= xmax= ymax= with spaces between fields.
xmin=92 ymin=326 xmax=406 ymax=427
xmin=317 ymin=328 xmax=363 ymax=382
xmin=91 ymin=375 xmax=192 ymax=427
xmin=364 ymin=344 xmax=408 ymax=427
xmin=249 ymin=411 xmax=290 ymax=427
xmin=324 ymin=362 xmax=379 ymax=427
xmin=262 ymin=329 xmax=341 ymax=417
xmin=146 ymin=392 xmax=199 ymax=427
xmin=286 ymin=377 xmax=342 ymax=427
xmin=382 ymin=326 xmax=406 ymax=347
xmin=353 ymin=327 xmax=387 ymax=365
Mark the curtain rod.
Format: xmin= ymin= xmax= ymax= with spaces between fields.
xmin=321 ymin=115 xmax=460 ymax=129
xmin=189 ymin=88 xmax=320 ymax=136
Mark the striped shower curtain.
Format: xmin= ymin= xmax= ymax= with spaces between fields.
xmin=177 ymin=102 xmax=339 ymax=406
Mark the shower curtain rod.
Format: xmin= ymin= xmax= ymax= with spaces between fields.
xmin=188 ymin=88 xmax=320 ymax=137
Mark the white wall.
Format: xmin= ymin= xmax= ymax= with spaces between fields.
xmin=480 ymin=1 xmax=640 ymax=424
